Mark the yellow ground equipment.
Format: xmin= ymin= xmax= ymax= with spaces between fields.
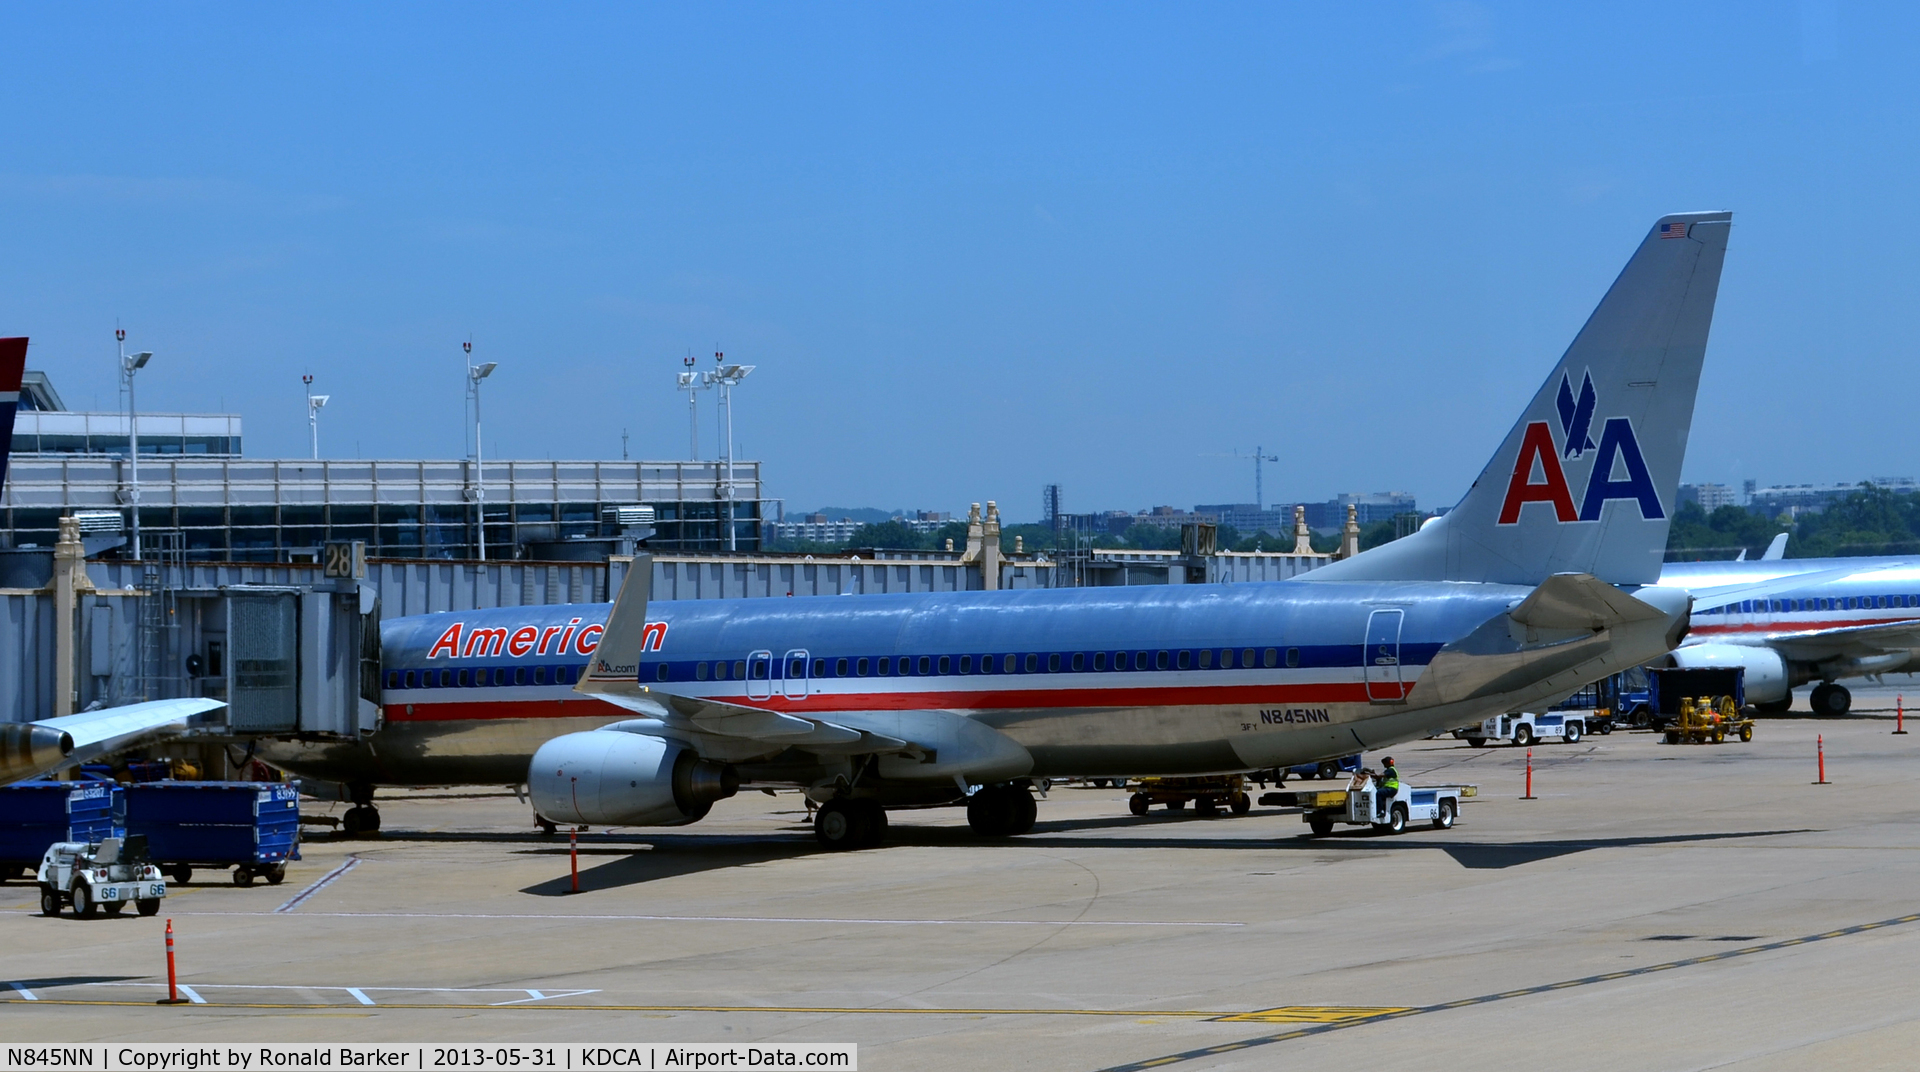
xmin=1663 ymin=695 xmax=1754 ymax=745
xmin=1129 ymin=775 xmax=1251 ymax=816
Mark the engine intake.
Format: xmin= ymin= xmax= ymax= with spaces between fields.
xmin=529 ymin=731 xmax=737 ymax=827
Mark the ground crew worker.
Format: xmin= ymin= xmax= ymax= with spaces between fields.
xmin=1375 ymin=756 xmax=1401 ymax=819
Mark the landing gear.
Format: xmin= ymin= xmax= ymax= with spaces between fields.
xmin=1754 ymin=695 xmax=1794 ymax=715
xmin=341 ymin=782 xmax=381 ymax=837
xmin=1810 ymin=683 xmax=1852 ymax=717
xmin=814 ymin=798 xmax=887 ymax=850
xmin=536 ymin=816 xmax=558 ymax=836
xmin=966 ymin=785 xmax=1037 ymax=838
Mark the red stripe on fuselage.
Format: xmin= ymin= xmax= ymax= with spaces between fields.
xmin=384 ymin=679 xmax=1408 ymax=722
xmin=1690 ymin=616 xmax=1919 ymax=637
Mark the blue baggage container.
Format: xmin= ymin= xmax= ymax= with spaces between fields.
xmin=0 ymin=781 xmax=124 ymax=876
xmin=123 ymin=782 xmax=301 ymax=886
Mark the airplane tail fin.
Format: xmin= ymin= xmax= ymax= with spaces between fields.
xmin=1306 ymin=212 xmax=1731 ymax=587
xmin=0 ymin=338 xmax=25 ymax=500
xmin=576 ymin=554 xmax=654 ymax=694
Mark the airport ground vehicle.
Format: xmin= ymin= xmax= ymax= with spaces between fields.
xmin=1453 ymin=710 xmax=1592 ymax=747
xmin=1663 ymin=695 xmax=1754 ymax=744
xmin=1127 ymin=775 xmax=1251 ymax=816
xmin=37 ymin=835 xmax=166 ymax=918
xmin=1644 ymin=667 xmax=1746 ymax=731
xmin=124 ymin=782 xmax=301 ymax=886
xmin=0 ymin=780 xmax=120 ymax=882
xmin=1271 ymin=775 xmax=1476 ymax=836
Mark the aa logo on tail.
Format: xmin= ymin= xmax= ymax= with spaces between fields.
xmin=1498 ymin=369 xmax=1664 ymax=525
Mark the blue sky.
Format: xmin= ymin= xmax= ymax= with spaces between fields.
xmin=1 ymin=2 xmax=1911 ymax=521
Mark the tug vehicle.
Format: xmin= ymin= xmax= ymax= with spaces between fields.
xmin=37 ymin=835 xmax=167 ymax=918
xmin=1270 ymin=772 xmax=1476 ymax=836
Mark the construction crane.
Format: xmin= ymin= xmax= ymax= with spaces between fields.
xmin=1200 ymin=446 xmax=1280 ymax=508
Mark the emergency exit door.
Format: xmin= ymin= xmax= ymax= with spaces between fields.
xmin=1363 ymin=608 xmax=1405 ymax=703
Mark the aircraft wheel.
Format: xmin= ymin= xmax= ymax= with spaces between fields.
xmin=1128 ymin=793 xmax=1150 ymax=816
xmin=1811 ymin=684 xmax=1852 ymax=716
xmin=1230 ymin=792 xmax=1251 ymax=815
xmin=40 ymin=885 xmax=61 ymax=916
xmin=1433 ymin=799 xmax=1456 ymax=829
xmin=537 ymin=817 xmax=558 ymax=836
xmin=814 ymin=800 xmax=867 ymax=850
xmin=136 ymin=898 xmax=161 ymax=917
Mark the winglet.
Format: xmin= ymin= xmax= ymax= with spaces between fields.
xmin=0 ymin=337 xmax=27 ymax=499
xmin=576 ymin=554 xmax=653 ymax=694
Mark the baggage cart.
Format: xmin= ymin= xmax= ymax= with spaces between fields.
xmin=0 ymin=780 xmax=122 ymax=883
xmin=124 ymin=782 xmax=301 ymax=886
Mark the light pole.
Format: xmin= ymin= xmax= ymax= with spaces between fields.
xmin=465 ymin=342 xmax=498 ymax=560
xmin=119 ymin=330 xmax=154 ymax=560
xmin=705 ymin=352 xmax=754 ymax=551
xmin=303 ymin=374 xmax=329 ymax=460
xmin=676 ymin=353 xmax=709 ymax=460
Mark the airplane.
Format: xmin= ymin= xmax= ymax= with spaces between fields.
xmin=1653 ymin=541 xmax=1920 ymax=716
xmin=0 ymin=336 xmax=226 ymax=784
xmin=254 ymin=211 xmax=1734 ymax=846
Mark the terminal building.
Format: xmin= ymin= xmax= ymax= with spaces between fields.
xmin=1 ymin=370 xmax=766 ymax=559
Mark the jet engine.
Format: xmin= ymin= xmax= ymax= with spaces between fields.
xmin=1671 ymin=643 xmax=1790 ymax=704
xmin=1 ymin=722 xmax=73 ymax=784
xmin=529 ymin=731 xmax=738 ymax=827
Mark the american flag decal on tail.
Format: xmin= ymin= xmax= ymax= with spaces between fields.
xmin=1659 ymin=221 xmax=1688 ymax=239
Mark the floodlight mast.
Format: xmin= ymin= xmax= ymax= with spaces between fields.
xmin=118 ymin=329 xmax=154 ymax=560
xmin=303 ymin=374 xmax=329 ymax=460
xmin=676 ymin=353 xmax=709 ymax=460
xmin=705 ymin=351 xmax=755 ymax=551
xmin=465 ymin=341 xmax=498 ymax=559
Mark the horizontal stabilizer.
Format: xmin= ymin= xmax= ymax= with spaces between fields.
xmin=1509 ymin=573 xmax=1669 ymax=631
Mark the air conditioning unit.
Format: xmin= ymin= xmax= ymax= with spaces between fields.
xmin=601 ymin=504 xmax=655 ymax=527
xmin=72 ymin=510 xmax=126 ymax=534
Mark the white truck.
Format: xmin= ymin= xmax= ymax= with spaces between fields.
xmin=1453 ymin=710 xmax=1589 ymax=748
xmin=37 ymin=836 xmax=167 ymax=919
xmin=1273 ymin=774 xmax=1476 ymax=836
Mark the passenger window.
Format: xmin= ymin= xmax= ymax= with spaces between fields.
xmin=1114 ymin=652 xmax=1129 ymax=671
xmin=837 ymin=658 xmax=849 ymax=676
xmin=979 ymin=655 xmax=993 ymax=674
xmin=456 ymin=669 xmax=469 ymax=687
xmin=918 ymin=656 xmax=932 ymax=675
xmin=877 ymin=658 xmax=891 ymax=677
xmin=714 ymin=660 xmax=729 ymax=680
xmin=809 ymin=659 xmax=823 ymax=677
xmin=533 ymin=667 xmax=547 ymax=685
xmin=558 ymin=666 xmax=574 ymax=684
xmin=1025 ymin=654 xmax=1038 ymax=673
xmin=1220 ymin=649 xmax=1235 ymax=669
xmin=515 ymin=667 xmax=528 ymax=686
xmin=1176 ymin=650 xmax=1190 ymax=670
xmin=938 ymin=655 xmax=951 ymax=675
xmin=733 ymin=661 xmax=746 ymax=679
xmin=1093 ymin=651 xmax=1107 ymax=671
xmin=1155 ymin=650 xmax=1169 ymax=670
xmin=386 ymin=671 xmax=400 ymax=689
xmin=959 ymin=655 xmax=972 ymax=674
xmin=1047 ymin=653 xmax=1061 ymax=672
xmin=1137 ymin=651 xmax=1150 ymax=669
xmin=1287 ymin=648 xmax=1299 ymax=668
xmin=1242 ymin=648 xmax=1256 ymax=667
xmin=1264 ymin=648 xmax=1279 ymax=668
xmin=1198 ymin=649 xmax=1212 ymax=669
xmin=403 ymin=670 xmax=416 ymax=689
xmin=856 ymin=658 xmax=869 ymax=676
xmin=493 ymin=668 xmax=507 ymax=686
xmin=656 ymin=663 xmax=668 ymax=681
xmin=439 ymin=670 xmax=452 ymax=687
xmin=1003 ymin=654 xmax=1015 ymax=673
xmin=696 ymin=662 xmax=709 ymax=680
xmin=1071 ymin=653 xmax=1084 ymax=672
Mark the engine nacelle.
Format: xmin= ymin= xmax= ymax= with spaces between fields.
xmin=0 ymin=723 xmax=73 ymax=785
xmin=529 ymin=731 xmax=738 ymax=827
xmin=1671 ymin=643 xmax=1790 ymax=704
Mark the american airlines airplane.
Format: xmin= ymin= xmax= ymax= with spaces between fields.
xmin=1654 ymin=552 xmax=1920 ymax=715
xmin=251 ymin=211 xmax=1734 ymax=847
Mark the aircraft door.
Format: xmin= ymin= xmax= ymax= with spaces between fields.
xmin=745 ymin=650 xmax=774 ymax=701
xmin=1363 ymin=608 xmax=1405 ymax=703
xmin=781 ymin=649 xmax=810 ymax=701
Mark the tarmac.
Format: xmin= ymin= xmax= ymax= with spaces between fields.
xmin=6 ymin=705 xmax=1920 ymax=1071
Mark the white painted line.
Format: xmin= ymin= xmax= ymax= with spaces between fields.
xmin=190 ymin=910 xmax=1243 ymax=928
xmin=84 ymin=982 xmax=600 ymax=1003
xmin=176 ymin=985 xmax=207 ymax=1004
xmin=9 ymin=982 xmax=38 ymax=1001
xmin=276 ymin=858 xmax=360 ymax=913
xmin=345 ymin=988 xmax=375 ymax=1006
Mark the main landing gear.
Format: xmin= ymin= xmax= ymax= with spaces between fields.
xmin=814 ymin=799 xmax=887 ymax=850
xmin=340 ymin=782 xmax=382 ymax=837
xmin=966 ymin=785 xmax=1037 ymax=838
xmin=1810 ymin=683 xmax=1852 ymax=717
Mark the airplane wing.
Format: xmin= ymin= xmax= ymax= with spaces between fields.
xmin=1682 ymin=562 xmax=1914 ymax=612
xmin=2 ymin=697 xmax=227 ymax=784
xmin=576 ymin=556 xmax=921 ymax=760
